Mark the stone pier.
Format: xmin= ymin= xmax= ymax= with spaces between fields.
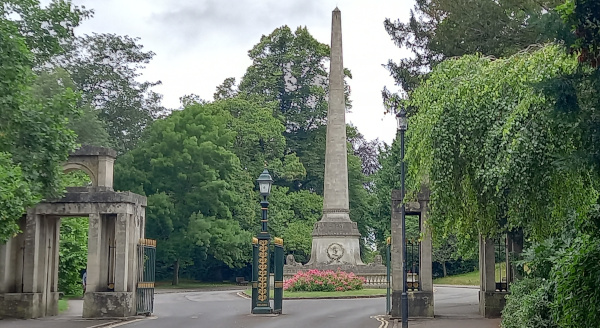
xmin=390 ymin=188 xmax=434 ymax=319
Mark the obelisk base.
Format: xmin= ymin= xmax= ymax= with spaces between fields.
xmin=305 ymin=220 xmax=364 ymax=266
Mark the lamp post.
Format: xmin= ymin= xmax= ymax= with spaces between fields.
xmin=252 ymin=168 xmax=273 ymax=314
xmin=396 ymin=107 xmax=409 ymax=328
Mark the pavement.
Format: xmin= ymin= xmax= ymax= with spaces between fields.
xmin=0 ymin=286 xmax=500 ymax=328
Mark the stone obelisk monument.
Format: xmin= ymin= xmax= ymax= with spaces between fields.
xmin=306 ymin=7 xmax=364 ymax=267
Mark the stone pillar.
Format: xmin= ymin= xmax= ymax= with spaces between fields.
xmin=390 ymin=190 xmax=403 ymax=318
xmin=97 ymin=155 xmax=115 ymax=189
xmin=479 ymin=236 xmax=506 ymax=318
xmin=22 ymin=213 xmax=41 ymax=294
xmin=114 ymin=213 xmax=130 ymax=292
xmin=0 ymin=224 xmax=19 ymax=293
xmin=86 ymin=213 xmax=103 ymax=292
xmin=84 ymin=213 xmax=135 ymax=318
xmin=411 ymin=189 xmax=434 ymax=317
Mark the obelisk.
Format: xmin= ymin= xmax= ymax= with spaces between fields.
xmin=306 ymin=7 xmax=364 ymax=267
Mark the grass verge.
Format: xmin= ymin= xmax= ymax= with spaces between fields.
xmin=433 ymin=263 xmax=507 ymax=286
xmin=58 ymin=299 xmax=69 ymax=313
xmin=243 ymin=288 xmax=385 ymax=298
xmin=434 ymin=270 xmax=479 ymax=285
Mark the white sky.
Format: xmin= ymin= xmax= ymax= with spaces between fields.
xmin=60 ymin=0 xmax=414 ymax=144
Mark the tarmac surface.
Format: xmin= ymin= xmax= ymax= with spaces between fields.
xmin=0 ymin=286 xmax=500 ymax=328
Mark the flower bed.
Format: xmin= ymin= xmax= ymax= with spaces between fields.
xmin=283 ymin=269 xmax=365 ymax=292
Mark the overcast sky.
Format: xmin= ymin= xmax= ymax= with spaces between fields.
xmin=63 ymin=0 xmax=415 ymax=144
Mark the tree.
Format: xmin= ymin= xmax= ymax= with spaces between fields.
xmin=383 ymin=0 xmax=567 ymax=93
xmin=59 ymin=33 xmax=166 ymax=153
xmin=406 ymin=44 xmax=597 ymax=250
xmin=239 ymin=26 xmax=331 ymax=133
xmin=0 ymin=0 xmax=85 ymax=242
xmin=237 ymin=26 xmax=353 ymax=193
xmin=58 ymin=217 xmax=88 ymax=295
xmin=31 ymin=68 xmax=112 ymax=147
xmin=114 ymin=101 xmax=253 ymax=283
xmin=213 ymin=77 xmax=238 ymax=101
xmin=215 ymin=97 xmax=306 ymax=183
xmin=558 ymin=0 xmax=600 ymax=67
xmin=268 ymin=186 xmax=323 ymax=263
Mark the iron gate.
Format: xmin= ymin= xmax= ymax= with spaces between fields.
xmin=137 ymin=238 xmax=156 ymax=315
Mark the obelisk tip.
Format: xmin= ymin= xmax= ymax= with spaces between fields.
xmin=333 ymin=6 xmax=340 ymax=12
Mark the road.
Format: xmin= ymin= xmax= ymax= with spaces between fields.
xmin=0 ymin=286 xmax=483 ymax=328
xmin=120 ymin=286 xmax=480 ymax=328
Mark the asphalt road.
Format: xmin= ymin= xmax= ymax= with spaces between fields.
xmin=0 ymin=286 xmax=483 ymax=328
xmin=120 ymin=286 xmax=480 ymax=328
xmin=124 ymin=290 xmax=385 ymax=328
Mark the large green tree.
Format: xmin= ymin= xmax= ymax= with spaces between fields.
xmin=384 ymin=0 xmax=567 ymax=93
xmin=59 ymin=33 xmax=166 ymax=153
xmin=115 ymin=100 xmax=253 ymax=283
xmin=0 ymin=0 xmax=85 ymax=242
xmin=31 ymin=68 xmax=111 ymax=147
xmin=237 ymin=26 xmax=353 ymax=193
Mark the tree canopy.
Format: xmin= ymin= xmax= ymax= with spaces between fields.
xmin=0 ymin=0 xmax=86 ymax=242
xmin=384 ymin=0 xmax=567 ymax=93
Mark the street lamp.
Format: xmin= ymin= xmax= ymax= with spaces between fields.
xmin=257 ymin=168 xmax=273 ymax=233
xmin=252 ymin=169 xmax=274 ymax=314
xmin=396 ymin=107 xmax=409 ymax=328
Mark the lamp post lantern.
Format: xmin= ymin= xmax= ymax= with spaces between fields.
xmin=257 ymin=169 xmax=273 ymax=233
xmin=252 ymin=169 xmax=274 ymax=314
xmin=396 ymin=107 xmax=409 ymax=328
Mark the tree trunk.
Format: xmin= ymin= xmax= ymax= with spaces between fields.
xmin=172 ymin=259 xmax=180 ymax=286
xmin=442 ymin=260 xmax=447 ymax=277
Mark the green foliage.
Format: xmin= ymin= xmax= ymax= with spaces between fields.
xmin=557 ymin=0 xmax=600 ymax=66
xmin=501 ymin=277 xmax=557 ymax=328
xmin=0 ymin=153 xmax=35 ymax=240
xmin=115 ymin=100 xmax=254 ymax=281
xmin=1 ymin=0 xmax=91 ymax=65
xmin=60 ymin=33 xmax=166 ymax=153
xmin=552 ymin=233 xmax=600 ymax=327
xmin=58 ymin=217 xmax=88 ymax=295
xmin=0 ymin=0 xmax=84 ymax=242
xmin=384 ymin=0 xmax=567 ymax=92
xmin=406 ymin=45 xmax=598 ymax=244
xmin=239 ymin=26 xmax=331 ymax=133
xmin=269 ymin=186 xmax=323 ymax=263
xmin=237 ymin=26 xmax=352 ymax=193
xmin=31 ymin=69 xmax=111 ymax=147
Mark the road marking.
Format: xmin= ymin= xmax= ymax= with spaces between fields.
xmin=370 ymin=315 xmax=389 ymax=328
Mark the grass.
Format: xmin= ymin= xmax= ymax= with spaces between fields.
xmin=434 ymin=270 xmax=480 ymax=285
xmin=155 ymin=279 xmax=236 ymax=289
xmin=243 ymin=288 xmax=385 ymax=298
xmin=58 ymin=299 xmax=69 ymax=313
xmin=433 ymin=263 xmax=508 ymax=286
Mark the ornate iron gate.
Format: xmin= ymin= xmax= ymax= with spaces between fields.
xmin=136 ymin=238 xmax=156 ymax=315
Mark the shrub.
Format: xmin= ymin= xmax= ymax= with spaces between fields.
xmin=552 ymin=234 xmax=600 ymax=328
xmin=283 ymin=269 xmax=365 ymax=292
xmin=501 ymin=277 xmax=556 ymax=328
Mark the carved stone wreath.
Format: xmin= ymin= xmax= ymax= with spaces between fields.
xmin=326 ymin=243 xmax=344 ymax=262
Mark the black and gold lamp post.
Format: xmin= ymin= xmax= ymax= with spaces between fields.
xmin=252 ymin=169 xmax=274 ymax=314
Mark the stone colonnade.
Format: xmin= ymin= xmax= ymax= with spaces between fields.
xmin=0 ymin=146 xmax=147 ymax=319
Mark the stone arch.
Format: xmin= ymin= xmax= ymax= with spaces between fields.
xmin=63 ymin=162 xmax=97 ymax=186
xmin=61 ymin=145 xmax=116 ymax=189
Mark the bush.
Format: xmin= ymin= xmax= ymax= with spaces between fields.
xmin=501 ymin=277 xmax=557 ymax=328
xmin=283 ymin=269 xmax=365 ymax=292
xmin=552 ymin=234 xmax=600 ymax=328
